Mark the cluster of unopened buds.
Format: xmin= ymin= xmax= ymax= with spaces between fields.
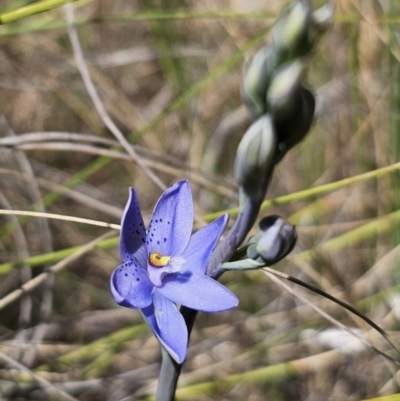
xmin=237 ymin=0 xmax=331 ymax=200
xmin=110 ymin=1 xmax=332 ymax=399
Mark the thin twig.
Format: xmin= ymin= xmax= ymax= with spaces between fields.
xmin=1 ymin=143 xmax=236 ymax=199
xmin=0 ymin=209 xmax=121 ymax=230
xmin=63 ymin=3 xmax=166 ymax=191
xmin=0 ymin=131 xmax=118 ymax=147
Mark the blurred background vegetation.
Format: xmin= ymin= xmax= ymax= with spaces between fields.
xmin=0 ymin=0 xmax=400 ymax=400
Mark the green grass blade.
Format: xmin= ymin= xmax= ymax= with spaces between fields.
xmin=0 ymin=0 xmax=81 ymax=24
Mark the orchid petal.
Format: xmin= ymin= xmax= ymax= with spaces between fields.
xmin=158 ymin=273 xmax=239 ymax=312
xmin=111 ymin=261 xmax=153 ymax=308
xmin=141 ymin=291 xmax=188 ymax=363
xmin=120 ymin=188 xmax=147 ymax=265
xmin=181 ymin=214 xmax=229 ymax=274
xmin=146 ymin=180 xmax=193 ymax=257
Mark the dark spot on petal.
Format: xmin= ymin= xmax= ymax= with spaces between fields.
xmin=157 ymin=241 xmax=160 ymax=245
xmin=136 ymin=278 xmax=140 ymax=282
xmin=136 ymin=230 xmax=140 ymax=235
xmin=124 ymin=273 xmax=128 ymax=277
xmin=164 ymin=237 xmax=167 ymax=242
xmin=160 ymin=218 xmax=163 ymax=222
xmin=168 ymin=221 xmax=171 ymax=224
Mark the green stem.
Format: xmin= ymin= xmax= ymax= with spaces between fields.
xmin=155 ymin=174 xmax=272 ymax=400
xmin=156 ymin=349 xmax=181 ymax=401
xmin=205 ymin=160 xmax=400 ymax=221
xmin=0 ymin=0 xmax=81 ymax=24
xmin=156 ymin=308 xmax=198 ymax=401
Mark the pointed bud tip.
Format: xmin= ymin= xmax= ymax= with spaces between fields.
xmin=312 ymin=4 xmax=334 ymax=32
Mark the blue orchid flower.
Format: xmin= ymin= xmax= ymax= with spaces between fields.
xmin=111 ymin=180 xmax=238 ymax=363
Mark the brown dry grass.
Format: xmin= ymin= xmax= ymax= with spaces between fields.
xmin=0 ymin=0 xmax=400 ymax=400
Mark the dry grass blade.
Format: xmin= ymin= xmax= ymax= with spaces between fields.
xmin=0 ymin=351 xmax=79 ymax=401
xmin=0 ymin=209 xmax=120 ymax=230
xmin=0 ymin=230 xmax=116 ymax=311
xmin=262 ymin=268 xmax=400 ymax=363
xmin=63 ymin=4 xmax=166 ymax=191
xmin=1 ymin=1 xmax=399 ymax=400
xmin=1 ymin=142 xmax=236 ymax=199
xmin=0 ymin=131 xmax=118 ymax=147
xmin=0 ymin=167 xmax=123 ymax=218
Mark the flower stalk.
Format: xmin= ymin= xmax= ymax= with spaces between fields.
xmin=109 ymin=2 xmax=332 ymax=400
xmin=153 ymin=3 xmax=331 ymax=399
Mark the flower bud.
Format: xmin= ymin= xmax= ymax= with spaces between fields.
xmin=271 ymin=1 xmax=312 ymax=60
xmin=271 ymin=1 xmax=332 ymax=62
xmin=247 ymin=215 xmax=296 ymax=265
xmin=241 ymin=1 xmax=331 ymax=122
xmin=267 ymin=60 xmax=305 ymax=120
xmin=273 ymin=85 xmax=315 ymax=164
xmin=265 ymin=61 xmax=315 ymax=163
xmin=234 ymin=115 xmax=277 ymax=199
xmin=241 ymin=46 xmax=278 ymax=120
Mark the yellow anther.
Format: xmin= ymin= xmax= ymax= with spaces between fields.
xmin=149 ymin=252 xmax=171 ymax=267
